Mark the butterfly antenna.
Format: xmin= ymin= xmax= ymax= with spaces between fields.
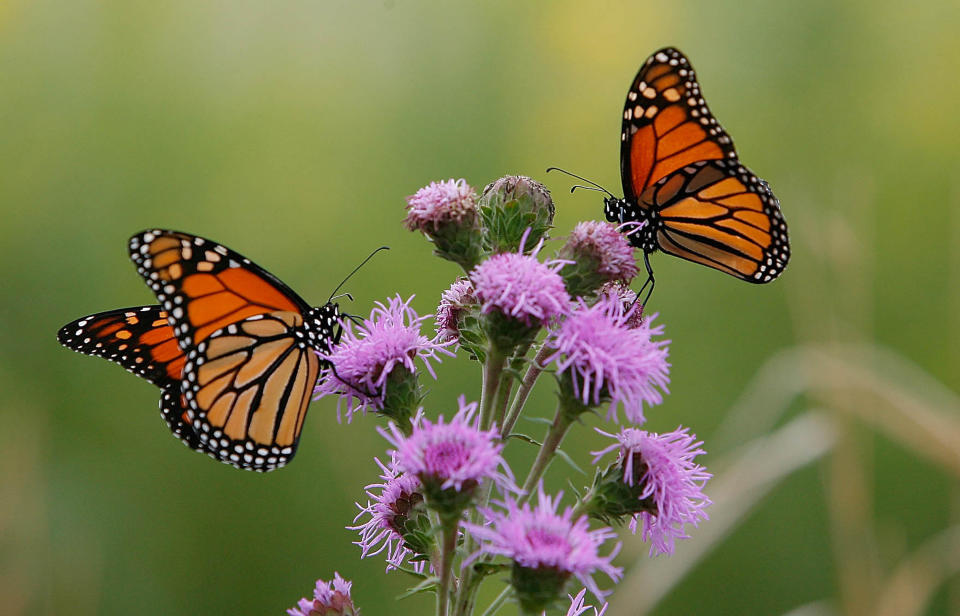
xmin=327 ymin=246 xmax=390 ymax=304
xmin=330 ymin=292 xmax=355 ymax=303
xmin=546 ymin=167 xmax=615 ymax=198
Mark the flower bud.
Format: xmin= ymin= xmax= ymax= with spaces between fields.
xmin=559 ymin=221 xmax=638 ymax=297
xmin=405 ymin=179 xmax=484 ymax=270
xmin=478 ymin=175 xmax=555 ymax=253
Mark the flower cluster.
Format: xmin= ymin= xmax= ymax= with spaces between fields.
xmin=293 ymin=174 xmax=713 ymax=616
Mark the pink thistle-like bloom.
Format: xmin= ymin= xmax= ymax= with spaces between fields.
xmin=564 ymin=221 xmax=638 ymax=282
xmin=545 ymin=294 xmax=669 ymax=424
xmin=558 ymin=588 xmax=609 ymax=616
xmin=434 ymin=277 xmax=476 ymax=344
xmin=470 ymin=246 xmax=570 ymax=327
xmin=315 ymin=295 xmax=454 ymax=421
xmin=404 ymin=178 xmax=478 ymax=232
xmin=287 ymin=573 xmax=357 ymax=616
xmin=465 ymin=485 xmax=623 ymax=602
xmin=592 ymin=427 xmax=712 ymax=556
xmin=380 ymin=397 xmax=517 ymax=497
xmin=349 ymin=456 xmax=428 ymax=574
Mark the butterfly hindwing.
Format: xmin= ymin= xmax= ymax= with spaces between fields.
xmin=647 ymin=160 xmax=789 ymax=282
xmin=180 ymin=311 xmax=324 ymax=470
xmin=620 ymin=47 xmax=738 ymax=202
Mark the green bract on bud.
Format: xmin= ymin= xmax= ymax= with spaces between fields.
xmin=581 ymin=461 xmax=656 ymax=525
xmin=478 ymin=175 xmax=555 ymax=253
xmin=512 ymin=562 xmax=570 ymax=614
xmin=559 ymin=221 xmax=639 ymax=297
xmin=378 ymin=366 xmax=423 ymax=431
xmin=405 ymin=179 xmax=484 ymax=271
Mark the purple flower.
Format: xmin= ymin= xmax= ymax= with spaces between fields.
xmin=315 ymin=295 xmax=454 ymax=421
xmin=559 ymin=221 xmax=638 ymax=296
xmin=545 ymin=294 xmax=669 ymax=424
xmin=349 ymin=456 xmax=429 ymax=574
xmin=434 ymin=277 xmax=476 ymax=344
xmin=470 ymin=245 xmax=570 ymax=327
xmin=597 ymin=282 xmax=646 ymax=329
xmin=592 ymin=427 xmax=711 ymax=556
xmin=557 ymin=588 xmax=609 ymax=616
xmin=465 ymin=484 xmax=622 ymax=603
xmin=380 ymin=397 xmax=517 ymax=507
xmin=404 ymin=178 xmax=478 ymax=232
xmin=287 ymin=573 xmax=357 ymax=616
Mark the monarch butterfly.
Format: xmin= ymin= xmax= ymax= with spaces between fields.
xmin=57 ymin=230 xmax=344 ymax=472
xmin=552 ymin=47 xmax=789 ymax=297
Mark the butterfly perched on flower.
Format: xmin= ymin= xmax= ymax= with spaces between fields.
xmin=553 ymin=47 xmax=789 ymax=297
xmin=57 ymin=230 xmax=343 ymax=472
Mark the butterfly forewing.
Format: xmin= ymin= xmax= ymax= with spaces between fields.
xmin=620 ymin=47 xmax=738 ymax=203
xmin=128 ymin=230 xmax=309 ymax=347
xmin=57 ymin=306 xmax=185 ymax=387
xmin=648 ymin=160 xmax=789 ymax=282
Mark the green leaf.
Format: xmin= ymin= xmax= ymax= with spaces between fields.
xmin=555 ymin=448 xmax=585 ymax=475
xmin=505 ymin=433 xmax=542 ymax=447
xmin=397 ymin=576 xmax=441 ymax=599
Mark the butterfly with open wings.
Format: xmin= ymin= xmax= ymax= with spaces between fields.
xmin=554 ymin=47 xmax=789 ymax=300
xmin=57 ymin=230 xmax=344 ymax=472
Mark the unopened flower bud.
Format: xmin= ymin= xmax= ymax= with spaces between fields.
xmin=479 ymin=175 xmax=555 ymax=253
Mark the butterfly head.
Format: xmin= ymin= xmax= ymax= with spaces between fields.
xmin=304 ymin=303 xmax=343 ymax=351
xmin=603 ymin=196 xmax=627 ymax=224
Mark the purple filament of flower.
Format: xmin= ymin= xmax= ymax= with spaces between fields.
xmin=567 ymin=220 xmax=638 ymax=281
xmin=470 ymin=248 xmax=570 ymax=326
xmin=404 ymin=178 xmax=477 ymax=232
xmin=349 ymin=456 xmax=427 ymax=573
xmin=287 ymin=573 xmax=355 ymax=616
xmin=314 ymin=294 xmax=454 ymax=421
xmin=380 ymin=396 xmax=516 ymax=494
xmin=435 ymin=277 xmax=476 ymax=344
xmin=465 ymin=484 xmax=622 ymax=601
xmin=564 ymin=588 xmax=609 ymax=616
xmin=592 ymin=426 xmax=712 ymax=556
xmin=545 ymin=294 xmax=670 ymax=424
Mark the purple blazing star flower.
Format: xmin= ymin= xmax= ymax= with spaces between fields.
xmin=465 ymin=484 xmax=622 ymax=602
xmin=598 ymin=282 xmax=645 ymax=329
xmin=545 ymin=293 xmax=669 ymax=424
xmin=470 ymin=243 xmax=570 ymax=327
xmin=315 ymin=295 xmax=454 ymax=421
xmin=592 ymin=426 xmax=712 ymax=556
xmin=404 ymin=178 xmax=478 ymax=232
xmin=560 ymin=221 xmax=638 ymax=292
xmin=287 ymin=573 xmax=357 ymax=616
xmin=380 ymin=397 xmax=517 ymax=499
xmin=435 ymin=277 xmax=476 ymax=344
xmin=557 ymin=588 xmax=609 ymax=616
xmin=349 ymin=456 xmax=428 ymax=574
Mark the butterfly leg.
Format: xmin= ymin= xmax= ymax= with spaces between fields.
xmin=635 ymin=251 xmax=656 ymax=307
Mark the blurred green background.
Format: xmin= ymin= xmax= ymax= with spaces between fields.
xmin=2 ymin=1 xmax=959 ymax=614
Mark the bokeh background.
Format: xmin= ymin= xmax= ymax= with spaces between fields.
xmin=2 ymin=1 xmax=959 ymax=614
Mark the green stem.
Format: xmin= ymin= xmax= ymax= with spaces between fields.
xmin=519 ymin=405 xmax=573 ymax=504
xmin=501 ymin=344 xmax=552 ymax=438
xmin=480 ymin=586 xmax=513 ymax=616
xmin=479 ymin=348 xmax=508 ymax=430
xmin=437 ymin=520 xmax=459 ymax=616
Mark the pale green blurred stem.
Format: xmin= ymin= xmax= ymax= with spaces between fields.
xmin=437 ymin=520 xmax=459 ymax=616
xmin=480 ymin=586 xmax=513 ymax=616
xmin=479 ymin=349 xmax=508 ymax=430
xmin=519 ymin=405 xmax=573 ymax=504
xmin=501 ymin=344 xmax=552 ymax=437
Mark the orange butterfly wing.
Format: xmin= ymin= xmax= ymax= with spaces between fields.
xmin=128 ymin=230 xmax=336 ymax=471
xmin=644 ymin=160 xmax=789 ymax=282
xmin=620 ymin=47 xmax=738 ymax=203
xmin=57 ymin=306 xmax=204 ymax=451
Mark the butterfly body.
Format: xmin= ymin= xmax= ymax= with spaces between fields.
xmin=606 ymin=47 xmax=790 ymax=284
xmin=58 ymin=230 xmax=343 ymax=471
